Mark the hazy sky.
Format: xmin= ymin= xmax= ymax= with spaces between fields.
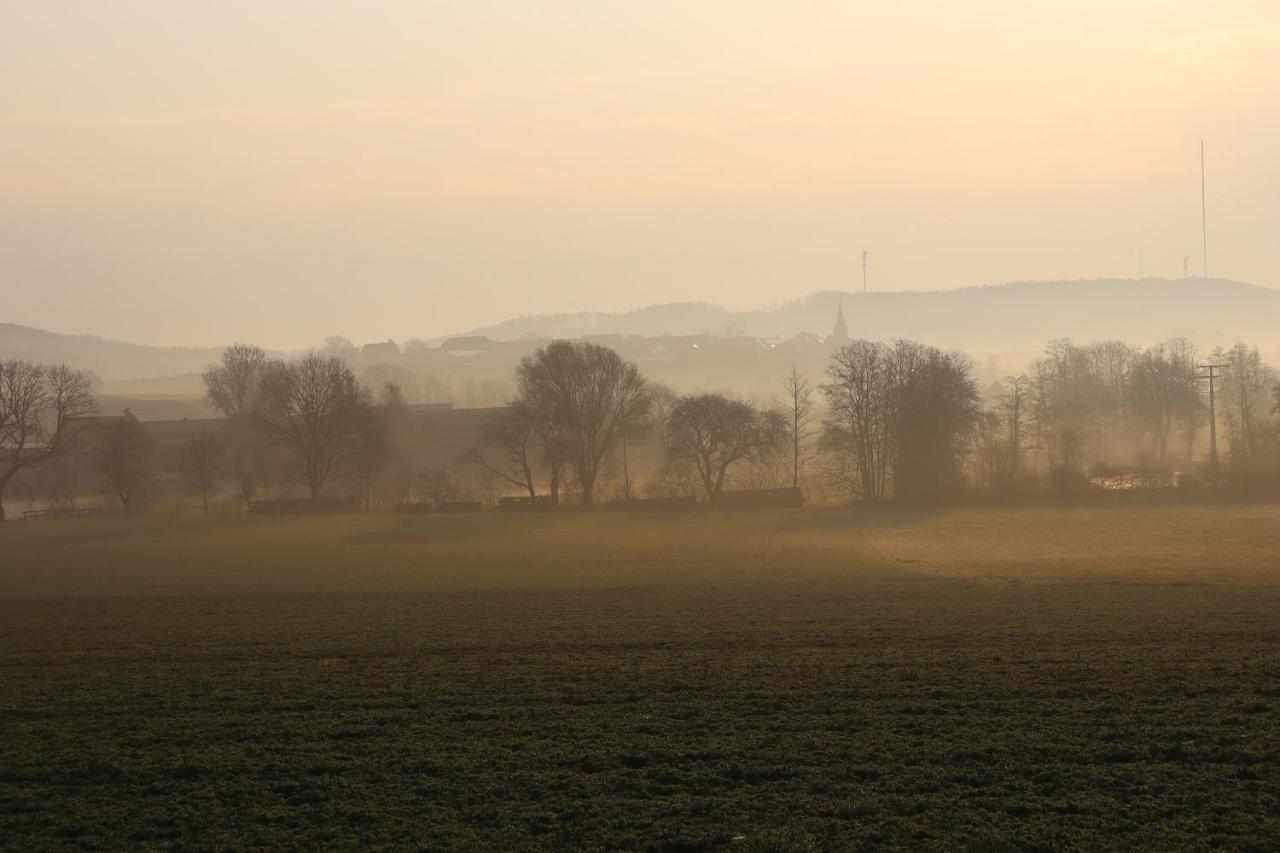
xmin=4 ymin=2 xmax=1278 ymax=348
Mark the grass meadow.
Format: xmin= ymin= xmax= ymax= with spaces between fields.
xmin=2 ymin=506 xmax=1278 ymax=850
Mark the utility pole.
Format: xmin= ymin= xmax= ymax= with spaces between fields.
xmin=621 ymin=435 xmax=631 ymax=502
xmin=1199 ymin=362 xmax=1227 ymax=482
xmin=1200 ymin=141 xmax=1208 ymax=278
xmin=862 ymin=250 xmax=868 ymax=293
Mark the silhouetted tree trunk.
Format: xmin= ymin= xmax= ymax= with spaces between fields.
xmin=94 ymin=411 xmax=153 ymax=516
xmin=179 ymin=426 xmax=221 ymax=516
xmin=783 ymin=364 xmax=814 ymax=490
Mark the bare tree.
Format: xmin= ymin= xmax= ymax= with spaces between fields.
xmin=202 ymin=344 xmax=266 ymax=418
xmin=253 ymin=353 xmax=370 ymax=500
xmin=416 ymin=465 xmax=462 ymax=508
xmin=782 ymin=364 xmax=815 ymax=489
xmin=998 ymin=374 xmax=1032 ymax=478
xmin=202 ymin=344 xmax=268 ymax=507
xmin=1130 ymin=339 xmax=1201 ymax=459
xmin=0 ymin=361 xmax=97 ymax=521
xmin=463 ymin=403 xmax=540 ymax=501
xmin=821 ymin=341 xmax=893 ymax=501
xmin=348 ymin=385 xmax=393 ymax=510
xmin=534 ymin=417 xmax=570 ymax=507
xmin=324 ymin=336 xmax=357 ymax=357
xmin=888 ymin=343 xmax=981 ymax=503
xmin=618 ymin=383 xmax=662 ymax=501
xmin=514 ymin=341 xmax=651 ymax=507
xmin=94 ymin=411 xmax=153 ymax=516
xmin=663 ymin=393 xmax=787 ymax=502
xmin=180 ymin=426 xmax=221 ymax=516
xmin=821 ymin=341 xmax=979 ymax=503
xmin=218 ymin=416 xmax=271 ymax=508
xmin=1028 ymin=339 xmax=1110 ymax=472
xmin=1218 ymin=343 xmax=1277 ymax=471
xmin=970 ymin=410 xmax=1008 ymax=493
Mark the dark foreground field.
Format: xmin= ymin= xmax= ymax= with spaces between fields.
xmin=2 ymin=507 xmax=1278 ymax=850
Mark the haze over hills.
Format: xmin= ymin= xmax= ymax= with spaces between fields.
xmin=0 ymin=323 xmax=231 ymax=384
xmin=3 ymin=279 xmax=1276 ymax=384
xmin=460 ymin=278 xmax=1279 ymax=348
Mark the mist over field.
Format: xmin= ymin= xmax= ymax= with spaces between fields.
xmin=4 ymin=2 xmax=1279 ymax=850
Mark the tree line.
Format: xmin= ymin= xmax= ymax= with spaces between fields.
xmin=469 ymin=335 xmax=1280 ymax=506
xmin=4 ymin=333 xmax=1280 ymax=517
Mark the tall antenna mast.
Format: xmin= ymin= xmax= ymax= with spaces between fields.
xmin=862 ymin=249 xmax=868 ymax=294
xmin=1200 ymin=141 xmax=1208 ymax=278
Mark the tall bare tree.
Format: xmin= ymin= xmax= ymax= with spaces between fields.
xmin=0 ymin=361 xmax=97 ymax=521
xmin=782 ymin=364 xmax=815 ymax=489
xmin=1130 ymin=339 xmax=1201 ymax=460
xmin=888 ymin=342 xmax=981 ymax=503
xmin=349 ymin=385 xmax=393 ymax=509
xmin=663 ymin=393 xmax=787 ymax=502
xmin=513 ymin=341 xmax=650 ymax=507
xmin=202 ymin=344 xmax=268 ymax=506
xmin=821 ymin=341 xmax=893 ymax=501
xmin=94 ymin=411 xmax=153 ymax=516
xmin=180 ymin=426 xmax=221 ymax=516
xmin=998 ymin=374 xmax=1032 ymax=478
xmin=1215 ymin=343 xmax=1277 ymax=475
xmin=202 ymin=344 xmax=266 ymax=418
xmin=253 ymin=353 xmax=369 ymax=499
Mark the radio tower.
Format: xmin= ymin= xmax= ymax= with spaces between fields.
xmin=862 ymin=250 xmax=868 ymax=294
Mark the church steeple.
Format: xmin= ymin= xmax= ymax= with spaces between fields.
xmin=832 ymin=303 xmax=849 ymax=341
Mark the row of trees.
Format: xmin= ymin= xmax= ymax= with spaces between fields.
xmin=0 ymin=361 xmax=170 ymax=518
xmin=199 ymin=345 xmax=391 ymax=507
xmin=462 ymin=338 xmax=980 ymax=505
xmin=472 ymin=337 xmax=1280 ymax=506
xmin=7 ymin=334 xmax=1280 ymax=518
xmin=970 ymin=339 xmax=1280 ymax=495
xmin=462 ymin=340 xmax=792 ymax=506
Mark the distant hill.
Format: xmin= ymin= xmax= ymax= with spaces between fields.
xmin=459 ymin=278 xmax=1279 ymax=351
xmin=4 ymin=278 xmax=1276 ymax=382
xmin=0 ymin=323 xmax=227 ymax=382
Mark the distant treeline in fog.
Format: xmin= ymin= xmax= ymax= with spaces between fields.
xmin=4 ymin=329 xmax=1279 ymax=519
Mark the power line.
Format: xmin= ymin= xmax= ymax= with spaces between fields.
xmin=1198 ymin=362 xmax=1227 ymax=482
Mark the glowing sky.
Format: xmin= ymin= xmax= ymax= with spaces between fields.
xmin=4 ymin=1 xmax=1278 ymax=347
